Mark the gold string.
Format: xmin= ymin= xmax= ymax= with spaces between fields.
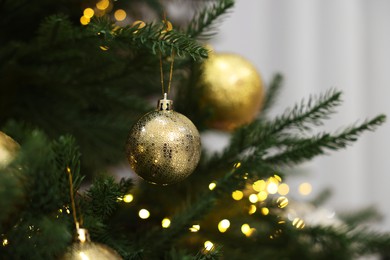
xmin=67 ymin=166 xmax=79 ymax=229
xmin=159 ymin=12 xmax=175 ymax=97
xmin=159 ymin=52 xmax=165 ymax=96
xmin=167 ymin=49 xmax=175 ymax=95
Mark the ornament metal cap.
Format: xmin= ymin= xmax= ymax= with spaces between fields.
xmin=76 ymin=225 xmax=90 ymax=243
xmin=157 ymin=93 xmax=173 ymax=111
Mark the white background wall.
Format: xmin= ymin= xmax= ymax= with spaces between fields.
xmin=209 ymin=0 xmax=390 ymax=230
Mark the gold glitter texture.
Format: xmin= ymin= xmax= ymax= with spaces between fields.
xmin=126 ymin=103 xmax=201 ymax=185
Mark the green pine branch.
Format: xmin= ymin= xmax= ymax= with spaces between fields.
xmin=261 ymin=73 xmax=284 ymax=114
xmin=88 ymin=18 xmax=208 ymax=60
xmin=264 ymin=115 xmax=386 ymax=165
xmin=186 ymin=0 xmax=235 ymax=39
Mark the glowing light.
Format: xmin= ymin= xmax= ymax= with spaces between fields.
xmin=208 ymin=182 xmax=216 ymax=190
xmin=123 ymin=194 xmax=133 ymax=203
xmin=261 ymin=207 xmax=269 ymax=215
xmin=241 ymin=224 xmax=250 ymax=234
xmin=131 ymin=20 xmax=146 ymax=34
xmin=80 ymin=16 xmax=90 ymax=26
xmin=248 ymin=205 xmax=257 ymax=215
xmin=232 ymin=190 xmax=244 ymax=200
xmin=114 ymin=9 xmax=126 ymax=21
xmin=233 ymin=162 xmax=241 ymax=168
xmin=292 ymin=218 xmax=305 ymax=229
xmin=278 ymin=183 xmax=290 ymax=195
xmin=267 ymin=182 xmax=278 ymax=194
xmin=273 ymin=174 xmax=282 ymax=182
xmin=299 ymin=182 xmax=312 ymax=196
xmin=138 ymin=209 xmax=150 ymax=219
xmin=204 ymin=241 xmax=214 ymax=251
xmin=96 ymin=0 xmax=110 ymax=10
xmin=241 ymin=224 xmax=255 ymax=237
xmin=2 ymin=238 xmax=8 ymax=246
xmin=99 ymin=45 xmax=109 ymax=51
xmin=161 ymin=218 xmax=171 ymax=228
xmin=79 ymin=252 xmax=89 ymax=260
xmin=276 ymin=196 xmax=289 ymax=208
xmin=253 ymin=180 xmax=266 ymax=192
xmin=189 ymin=224 xmax=200 ymax=232
xmin=83 ymin=8 xmax=94 ymax=19
xmin=257 ymin=191 xmax=268 ymax=201
xmin=218 ymin=219 xmax=230 ymax=233
xmin=248 ymin=194 xmax=258 ymax=203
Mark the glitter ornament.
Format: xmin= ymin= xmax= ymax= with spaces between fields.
xmin=62 ymin=228 xmax=122 ymax=260
xmin=197 ymin=52 xmax=264 ymax=131
xmin=126 ymin=94 xmax=201 ymax=185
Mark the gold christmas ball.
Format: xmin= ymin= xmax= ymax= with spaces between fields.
xmin=0 ymin=131 xmax=20 ymax=169
xmin=126 ymin=96 xmax=201 ymax=185
xmin=62 ymin=242 xmax=122 ymax=260
xmin=198 ymin=52 xmax=264 ymax=131
xmin=62 ymin=228 xmax=122 ymax=260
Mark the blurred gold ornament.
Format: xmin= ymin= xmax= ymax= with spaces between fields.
xmin=0 ymin=131 xmax=20 ymax=169
xmin=126 ymin=94 xmax=201 ymax=185
xmin=62 ymin=228 xmax=122 ymax=260
xmin=198 ymin=52 xmax=264 ymax=131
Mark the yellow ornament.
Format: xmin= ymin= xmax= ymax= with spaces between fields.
xmin=198 ymin=52 xmax=264 ymax=131
xmin=126 ymin=94 xmax=201 ymax=185
xmin=0 ymin=131 xmax=20 ymax=169
xmin=62 ymin=228 xmax=122 ymax=260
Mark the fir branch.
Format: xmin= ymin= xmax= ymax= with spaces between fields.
xmin=265 ymin=115 xmax=386 ymax=165
xmin=88 ymin=18 xmax=208 ymax=60
xmin=208 ymin=89 xmax=344 ymax=168
xmin=260 ymin=73 xmax=283 ymax=115
xmin=186 ymin=0 xmax=235 ymax=39
xmin=84 ymin=176 xmax=133 ymax=221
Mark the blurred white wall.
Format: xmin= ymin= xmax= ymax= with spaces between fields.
xmin=209 ymin=0 xmax=390 ymax=230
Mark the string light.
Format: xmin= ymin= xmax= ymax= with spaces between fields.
xmin=248 ymin=194 xmax=258 ymax=203
xmin=161 ymin=218 xmax=171 ymax=228
xmin=138 ymin=209 xmax=150 ymax=219
xmin=292 ymin=218 xmax=305 ymax=229
xmin=218 ymin=219 xmax=230 ymax=233
xmin=204 ymin=241 xmax=214 ymax=251
xmin=208 ymin=182 xmax=216 ymax=190
xmin=248 ymin=205 xmax=257 ymax=215
xmin=2 ymin=238 xmax=8 ymax=246
xmin=83 ymin=8 xmax=94 ymax=19
xmin=253 ymin=180 xmax=266 ymax=192
xmin=233 ymin=162 xmax=241 ymax=168
xmin=114 ymin=9 xmax=126 ymax=21
xmin=80 ymin=16 xmax=90 ymax=26
xmin=278 ymin=183 xmax=290 ymax=195
xmin=123 ymin=194 xmax=134 ymax=203
xmin=257 ymin=191 xmax=268 ymax=201
xmin=232 ymin=190 xmax=244 ymax=201
xmin=276 ymin=196 xmax=289 ymax=208
xmin=241 ymin=224 xmax=250 ymax=234
xmin=299 ymin=182 xmax=312 ymax=196
xmin=261 ymin=207 xmax=269 ymax=216
xmin=266 ymin=182 xmax=278 ymax=194
xmin=189 ymin=224 xmax=200 ymax=232
xmin=96 ymin=0 xmax=110 ymax=10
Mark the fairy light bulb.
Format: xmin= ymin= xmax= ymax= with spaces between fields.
xmin=218 ymin=219 xmax=230 ymax=233
xmin=139 ymin=209 xmax=150 ymax=219
xmin=161 ymin=218 xmax=171 ymax=228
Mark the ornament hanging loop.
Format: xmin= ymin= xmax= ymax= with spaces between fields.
xmin=157 ymin=93 xmax=173 ymax=111
xmin=159 ymin=17 xmax=175 ymax=98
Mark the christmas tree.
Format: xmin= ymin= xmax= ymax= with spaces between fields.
xmin=1 ymin=0 xmax=390 ymax=259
